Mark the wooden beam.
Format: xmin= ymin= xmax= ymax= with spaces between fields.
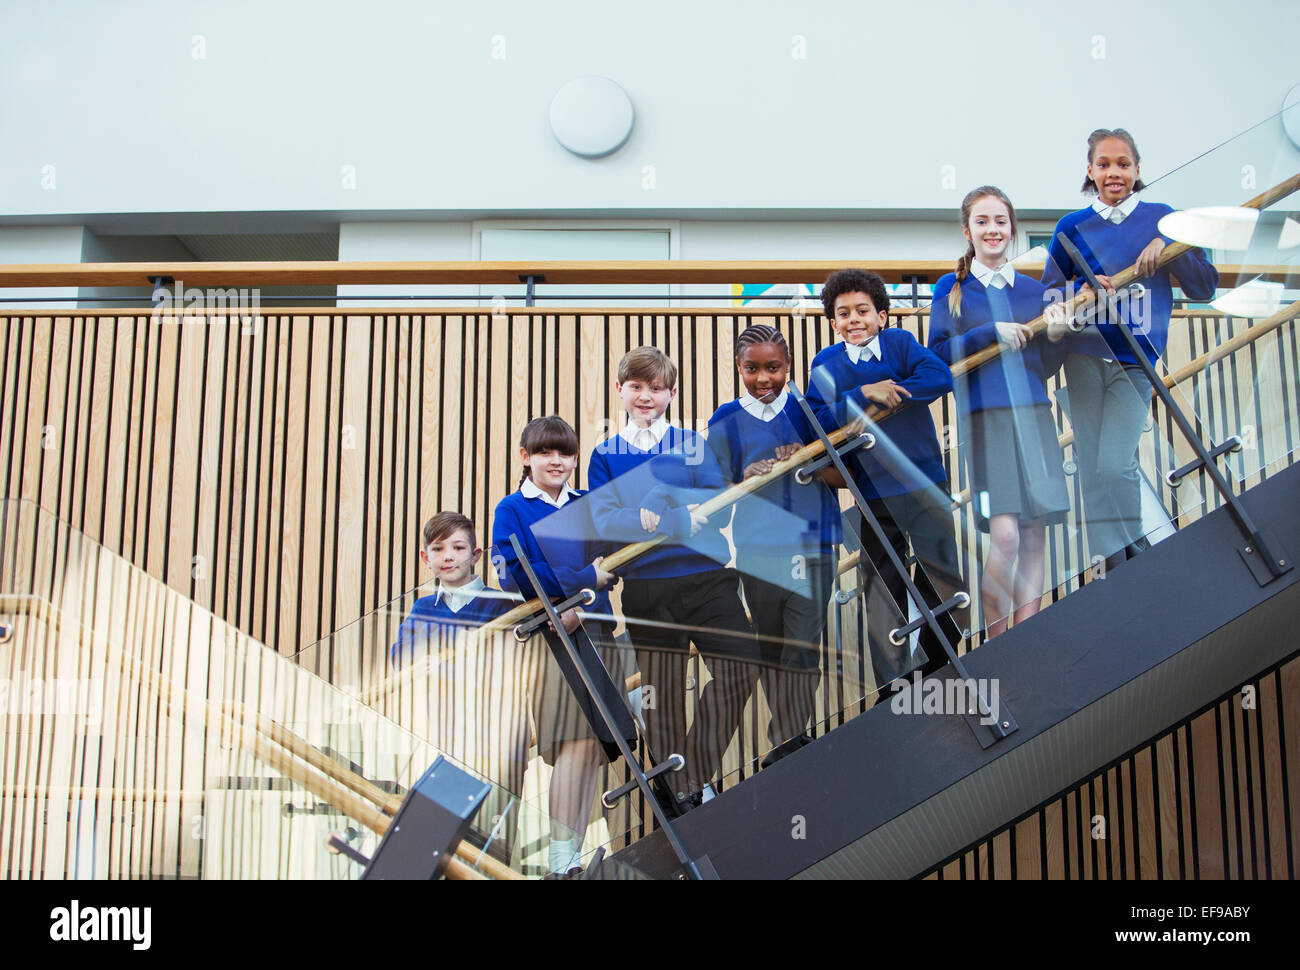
xmin=0 ymin=259 xmax=1292 ymax=289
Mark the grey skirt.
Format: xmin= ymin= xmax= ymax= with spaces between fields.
xmin=965 ymin=405 xmax=1070 ymax=532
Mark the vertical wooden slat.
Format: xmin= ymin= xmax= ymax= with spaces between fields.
xmin=167 ymin=325 xmax=205 ymax=593
xmin=298 ymin=317 xmax=331 ymax=649
xmin=335 ymin=317 xmax=370 ymax=628
xmin=278 ymin=317 xmax=308 ymax=653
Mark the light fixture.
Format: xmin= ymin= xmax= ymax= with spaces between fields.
xmin=1211 ymin=278 xmax=1284 ymax=318
xmin=549 ymin=77 xmax=635 ymax=159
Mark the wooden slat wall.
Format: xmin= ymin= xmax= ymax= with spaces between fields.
xmin=926 ymin=653 xmax=1300 ymax=879
xmin=3 ymin=306 xmax=1298 ymax=878
xmin=4 ymin=307 xmax=1293 ymax=657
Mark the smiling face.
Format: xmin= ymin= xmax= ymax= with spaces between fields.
xmin=737 ymin=341 xmax=790 ymax=404
xmin=521 ymin=447 xmax=577 ymax=498
xmin=419 ymin=527 xmax=481 ymax=589
xmin=832 ymin=291 xmax=888 ymax=345
xmin=963 ymin=194 xmax=1014 ymax=268
xmin=616 ymin=377 xmax=676 ymax=428
xmin=1087 ymin=136 xmax=1140 ymax=206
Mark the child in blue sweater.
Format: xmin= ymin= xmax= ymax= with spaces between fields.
xmin=707 ymin=324 xmax=842 ymax=765
xmin=928 ymin=186 xmax=1070 ymax=639
xmin=389 ymin=511 xmax=515 ymax=667
xmin=587 ymin=347 xmax=759 ymax=810
xmin=389 ymin=512 xmax=527 ymax=861
xmin=491 ymin=416 xmax=636 ymax=878
xmin=1042 ymin=128 xmax=1219 ymax=569
xmin=805 ymin=269 xmax=967 ymax=682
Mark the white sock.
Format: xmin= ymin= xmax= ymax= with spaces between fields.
xmin=549 ymin=838 xmax=578 ymax=874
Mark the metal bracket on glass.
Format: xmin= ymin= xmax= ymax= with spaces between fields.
xmin=507 ymin=534 xmax=717 ymax=880
xmin=602 ymin=753 xmax=685 ymax=808
xmin=888 ymin=592 xmax=971 ymax=646
xmin=794 ymin=431 xmax=875 ymax=484
xmin=325 ymin=830 xmax=371 ymax=868
xmin=1068 ymin=281 xmax=1147 ymax=331
xmin=1165 ymin=436 xmax=1242 ymax=487
xmin=512 ymin=587 xmax=597 ymax=640
xmin=787 ymin=382 xmax=1017 ymax=747
xmin=1056 ymin=234 xmax=1293 ymax=586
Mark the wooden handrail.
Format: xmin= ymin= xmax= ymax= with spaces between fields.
xmin=468 ymin=171 xmax=1300 ymax=637
xmin=0 ymin=589 xmax=504 ymax=880
xmin=949 ymin=297 xmax=1300 ymax=506
xmin=0 ymin=260 xmax=1291 ymax=290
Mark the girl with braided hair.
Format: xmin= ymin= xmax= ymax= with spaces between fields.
xmin=706 ymin=324 xmax=842 ymax=765
xmin=928 ymin=186 xmax=1070 ymax=639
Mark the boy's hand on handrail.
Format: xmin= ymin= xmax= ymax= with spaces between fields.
xmin=773 ymin=443 xmax=802 ymax=461
xmin=860 ymin=380 xmax=911 ymax=409
xmin=592 ymin=556 xmax=616 ymax=589
xmin=743 ymin=459 xmax=777 ymax=480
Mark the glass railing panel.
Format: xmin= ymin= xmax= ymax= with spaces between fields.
xmin=934 ymin=317 xmax=1216 ymax=636
xmin=1045 ymin=111 xmax=1300 ymax=497
xmin=0 ymin=498 xmax=615 ymax=879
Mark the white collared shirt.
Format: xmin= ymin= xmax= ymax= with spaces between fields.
xmin=844 ymin=338 xmax=883 ymax=366
xmin=738 ymin=388 xmax=789 ymax=423
xmin=1091 ymin=193 xmax=1140 ymax=225
xmin=435 ymin=574 xmax=486 ymax=614
xmin=520 ymin=476 xmax=579 ymax=509
xmin=969 ymin=259 xmax=1016 ymax=290
xmin=618 ymin=414 xmax=671 ymax=451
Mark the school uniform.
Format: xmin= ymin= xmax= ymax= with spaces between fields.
xmin=492 ymin=479 xmax=637 ymax=767
xmin=587 ymin=417 xmax=759 ymax=798
xmin=805 ymin=329 xmax=966 ymax=680
xmin=708 ymin=389 xmax=843 ymax=750
xmin=389 ymin=573 xmax=528 ymax=860
xmin=928 ymin=264 xmax=1070 ymax=532
xmin=389 ymin=575 xmax=513 ymax=667
xmin=1042 ymin=197 xmax=1219 ymax=562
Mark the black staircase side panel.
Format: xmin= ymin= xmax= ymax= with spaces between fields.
xmin=610 ymin=463 xmax=1300 ymax=879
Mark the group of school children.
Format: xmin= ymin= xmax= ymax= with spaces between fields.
xmin=389 ymin=127 xmax=1220 ymax=877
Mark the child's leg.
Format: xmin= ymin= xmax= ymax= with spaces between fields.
xmin=901 ymin=489 xmax=968 ymax=672
xmin=547 ymin=737 xmax=603 ymax=872
xmin=853 ymin=502 xmax=912 ymax=689
xmin=676 ymin=570 xmax=760 ymax=794
xmin=1012 ymin=520 xmax=1048 ymax=624
xmin=622 ymin=578 xmax=689 ymax=784
xmin=1098 ymin=365 xmax=1155 ymax=556
xmin=741 ymin=572 xmax=791 ymax=748
xmin=1063 ymin=353 xmax=1114 ymax=563
xmin=981 ymin=514 xmax=1020 ymax=639
xmin=773 ymin=554 xmax=834 ymax=746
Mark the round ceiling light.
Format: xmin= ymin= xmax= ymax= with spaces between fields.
xmin=549 ymin=76 xmax=635 ymax=159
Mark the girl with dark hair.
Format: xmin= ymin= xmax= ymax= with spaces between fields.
xmin=491 ymin=415 xmax=636 ymax=878
xmin=1041 ymin=129 xmax=1218 ymax=570
xmin=706 ymin=325 xmax=842 ymax=765
xmin=928 ymin=186 xmax=1069 ymax=638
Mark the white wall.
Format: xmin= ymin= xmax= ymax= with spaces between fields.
xmin=2 ymin=0 xmax=1296 ymax=220
xmin=0 ymin=226 xmax=85 ymax=308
